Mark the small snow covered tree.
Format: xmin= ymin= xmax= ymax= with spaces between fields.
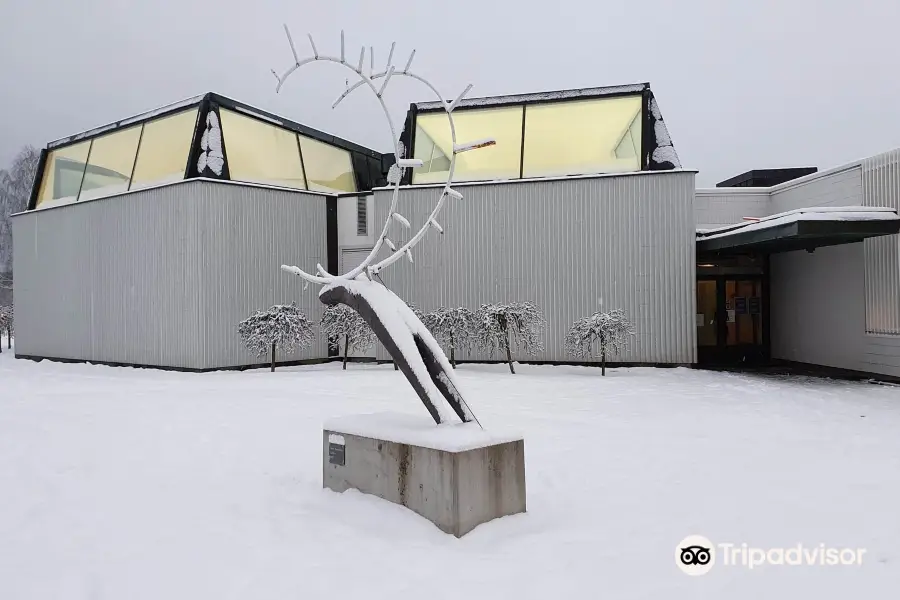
xmin=424 ymin=306 xmax=476 ymax=368
xmin=0 ymin=304 xmax=11 ymax=351
xmin=476 ymin=302 xmax=545 ymax=374
xmin=237 ymin=302 xmax=314 ymax=372
xmin=320 ymin=303 xmax=376 ymax=370
xmin=565 ymin=308 xmax=635 ymax=376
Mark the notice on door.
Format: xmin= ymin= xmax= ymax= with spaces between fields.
xmin=749 ymin=296 xmax=761 ymax=315
xmin=727 ymin=309 xmax=736 ymax=323
xmin=696 ymin=313 xmax=705 ymax=327
xmin=734 ymin=297 xmax=747 ymax=314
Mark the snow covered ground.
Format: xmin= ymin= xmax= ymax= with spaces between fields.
xmin=1 ymin=349 xmax=899 ymax=599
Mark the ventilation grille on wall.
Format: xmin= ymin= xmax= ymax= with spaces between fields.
xmin=356 ymin=196 xmax=367 ymax=236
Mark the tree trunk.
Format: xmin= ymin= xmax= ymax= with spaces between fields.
xmin=601 ymin=334 xmax=606 ymax=376
xmin=270 ymin=342 xmax=276 ymax=373
xmin=343 ymin=334 xmax=349 ymax=370
xmin=505 ymin=332 xmax=515 ymax=374
xmin=450 ymin=331 xmax=456 ymax=368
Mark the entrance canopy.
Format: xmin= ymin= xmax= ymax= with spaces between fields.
xmin=696 ymin=206 xmax=900 ymax=254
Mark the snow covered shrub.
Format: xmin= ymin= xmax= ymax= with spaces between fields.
xmin=237 ymin=302 xmax=314 ymax=372
xmin=424 ymin=306 xmax=476 ymax=368
xmin=565 ymin=308 xmax=635 ymax=376
xmin=0 ymin=305 xmax=11 ymax=352
xmin=476 ymin=302 xmax=545 ymax=374
xmin=320 ymin=303 xmax=376 ymax=370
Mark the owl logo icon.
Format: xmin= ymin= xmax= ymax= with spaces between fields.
xmin=676 ymin=535 xmax=715 ymax=575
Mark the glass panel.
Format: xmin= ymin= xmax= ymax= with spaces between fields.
xmin=35 ymin=141 xmax=92 ymax=208
xmin=130 ymin=108 xmax=199 ymax=190
xmin=726 ymin=280 xmax=762 ymax=346
xmin=78 ymin=125 xmax=142 ymax=201
xmin=521 ymin=95 xmax=643 ymax=178
xmin=299 ymin=135 xmax=357 ymax=193
xmin=219 ymin=109 xmax=307 ymax=189
xmin=696 ymin=280 xmax=718 ymax=347
xmin=412 ymin=106 xmax=524 ymax=184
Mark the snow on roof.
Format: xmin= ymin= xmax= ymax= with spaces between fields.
xmin=696 ymin=206 xmax=900 ymax=240
xmin=415 ymin=83 xmax=648 ymax=111
xmin=48 ymin=94 xmax=206 ymax=149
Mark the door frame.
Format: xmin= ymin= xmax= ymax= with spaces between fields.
xmin=697 ymin=273 xmax=770 ymax=365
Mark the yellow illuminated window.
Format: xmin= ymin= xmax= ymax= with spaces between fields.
xmin=219 ymin=109 xmax=307 ymax=189
xmin=299 ymin=136 xmax=357 ymax=193
xmin=35 ymin=141 xmax=91 ymax=208
xmin=521 ymin=95 xmax=643 ymax=178
xmin=412 ymin=106 xmax=523 ymax=184
xmin=130 ymin=109 xmax=199 ymax=190
xmin=78 ymin=126 xmax=142 ymax=201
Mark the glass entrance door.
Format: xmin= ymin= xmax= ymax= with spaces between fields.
xmin=725 ymin=279 xmax=763 ymax=348
xmin=696 ymin=280 xmax=718 ymax=349
xmin=697 ymin=277 xmax=766 ymax=364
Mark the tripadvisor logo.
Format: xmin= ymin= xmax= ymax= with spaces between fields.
xmin=675 ymin=535 xmax=866 ymax=575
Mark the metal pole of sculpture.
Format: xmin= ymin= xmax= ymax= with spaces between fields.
xmin=272 ymin=28 xmax=495 ymax=426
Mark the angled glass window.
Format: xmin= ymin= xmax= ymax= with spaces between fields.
xmin=521 ymin=95 xmax=643 ymax=178
xmin=219 ymin=109 xmax=307 ymax=189
xmin=412 ymin=106 xmax=524 ymax=184
xmin=299 ymin=136 xmax=357 ymax=193
xmin=35 ymin=141 xmax=91 ymax=208
xmin=78 ymin=125 xmax=142 ymax=201
xmin=130 ymin=108 xmax=199 ymax=190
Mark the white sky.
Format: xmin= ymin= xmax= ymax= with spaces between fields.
xmin=1 ymin=0 xmax=899 ymax=186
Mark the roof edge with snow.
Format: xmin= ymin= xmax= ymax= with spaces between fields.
xmin=696 ymin=206 xmax=900 ymax=254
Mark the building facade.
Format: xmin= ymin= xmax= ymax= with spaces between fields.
xmin=11 ymin=85 xmax=900 ymax=377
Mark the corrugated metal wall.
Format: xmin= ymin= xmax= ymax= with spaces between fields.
xmin=770 ymin=165 xmax=862 ymax=213
xmin=12 ymin=179 xmax=330 ymax=369
xmin=694 ymin=189 xmax=770 ymax=229
xmin=862 ymin=149 xmax=900 ymax=335
xmin=372 ymin=172 xmax=697 ymax=364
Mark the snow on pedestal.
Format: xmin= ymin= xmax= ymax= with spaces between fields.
xmin=323 ymin=412 xmax=526 ymax=537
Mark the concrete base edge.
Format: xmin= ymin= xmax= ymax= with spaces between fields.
xmin=323 ymin=428 xmax=527 ymax=537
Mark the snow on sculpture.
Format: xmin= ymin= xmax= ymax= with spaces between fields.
xmin=237 ymin=302 xmax=315 ymax=372
xmin=424 ymin=307 xmax=476 ymax=368
xmin=320 ymin=303 xmax=377 ymax=370
xmin=272 ymin=27 xmax=495 ymax=426
xmin=394 ymin=301 xmax=424 ymax=370
xmin=476 ymin=302 xmax=546 ymax=375
xmin=197 ymin=111 xmax=224 ymax=176
xmin=565 ymin=308 xmax=636 ymax=376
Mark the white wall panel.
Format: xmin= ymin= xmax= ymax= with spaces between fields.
xmin=372 ymin=172 xmax=697 ymax=365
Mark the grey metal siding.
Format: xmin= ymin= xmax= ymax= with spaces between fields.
xmin=694 ymin=189 xmax=770 ymax=228
xmin=770 ymin=166 xmax=862 ymax=214
xmin=372 ymin=172 xmax=697 ymax=364
xmin=12 ymin=179 xmax=330 ymax=369
xmin=862 ymin=150 xmax=900 ymax=335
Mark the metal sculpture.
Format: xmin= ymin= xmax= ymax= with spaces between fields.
xmin=272 ymin=27 xmax=493 ymax=426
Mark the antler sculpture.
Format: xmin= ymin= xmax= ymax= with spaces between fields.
xmin=272 ymin=27 xmax=494 ymax=426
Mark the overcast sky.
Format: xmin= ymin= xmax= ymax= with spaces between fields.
xmin=2 ymin=0 xmax=899 ymax=186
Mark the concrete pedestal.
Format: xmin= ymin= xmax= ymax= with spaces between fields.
xmin=323 ymin=412 xmax=526 ymax=537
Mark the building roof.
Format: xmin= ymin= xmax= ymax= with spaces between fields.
xmin=414 ymin=83 xmax=649 ymax=112
xmin=696 ymin=206 xmax=900 ymax=254
xmin=716 ymin=167 xmax=818 ymax=188
xmin=45 ymin=92 xmax=384 ymax=159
